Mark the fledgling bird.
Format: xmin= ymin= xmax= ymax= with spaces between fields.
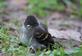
xmin=19 ymin=15 xmax=55 ymax=53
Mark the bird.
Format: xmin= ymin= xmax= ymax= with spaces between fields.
xmin=19 ymin=15 xmax=55 ymax=53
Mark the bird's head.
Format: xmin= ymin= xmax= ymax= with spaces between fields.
xmin=24 ymin=15 xmax=39 ymax=28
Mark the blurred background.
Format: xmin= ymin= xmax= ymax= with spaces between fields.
xmin=0 ymin=0 xmax=82 ymax=56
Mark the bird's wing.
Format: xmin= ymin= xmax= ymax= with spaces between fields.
xmin=33 ymin=26 xmax=54 ymax=48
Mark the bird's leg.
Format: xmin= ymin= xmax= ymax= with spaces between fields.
xmin=29 ymin=46 xmax=36 ymax=53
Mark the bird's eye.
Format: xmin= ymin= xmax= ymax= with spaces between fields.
xmin=27 ymin=25 xmax=30 ymax=27
xmin=26 ymin=25 xmax=32 ymax=30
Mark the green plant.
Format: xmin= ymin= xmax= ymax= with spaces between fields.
xmin=0 ymin=27 xmax=27 ymax=56
xmin=0 ymin=0 xmax=6 ymax=9
xmin=27 ymin=0 xmax=64 ymax=17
